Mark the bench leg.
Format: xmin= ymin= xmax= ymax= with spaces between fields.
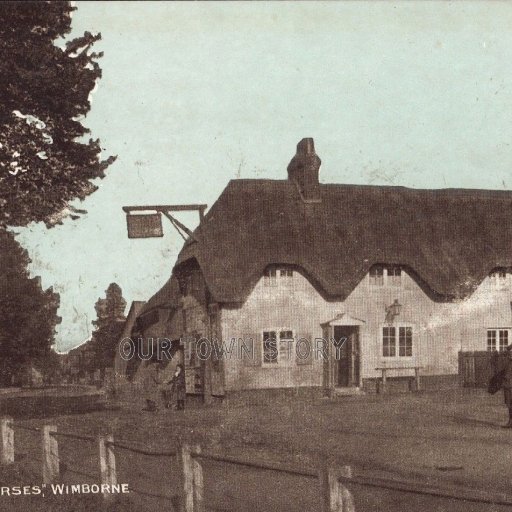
xmin=415 ymin=368 xmax=421 ymax=392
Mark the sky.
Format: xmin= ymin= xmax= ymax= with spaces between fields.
xmin=15 ymin=1 xmax=512 ymax=352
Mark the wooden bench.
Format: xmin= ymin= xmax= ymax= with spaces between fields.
xmin=375 ymin=366 xmax=423 ymax=393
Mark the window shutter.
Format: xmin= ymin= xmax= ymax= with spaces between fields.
xmin=242 ymin=334 xmax=261 ymax=367
xmin=296 ymin=333 xmax=313 ymax=365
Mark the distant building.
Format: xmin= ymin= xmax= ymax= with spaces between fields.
xmin=62 ymin=341 xmax=95 ymax=383
xmin=122 ymin=138 xmax=512 ymax=400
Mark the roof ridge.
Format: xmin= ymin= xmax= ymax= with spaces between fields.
xmin=141 ymin=177 xmax=512 ymax=311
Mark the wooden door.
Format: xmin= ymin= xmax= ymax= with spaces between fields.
xmin=334 ymin=326 xmax=360 ymax=387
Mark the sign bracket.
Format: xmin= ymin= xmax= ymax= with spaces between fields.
xmin=123 ymin=204 xmax=207 ymax=240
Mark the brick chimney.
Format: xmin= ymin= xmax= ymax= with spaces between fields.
xmin=287 ymin=138 xmax=321 ymax=203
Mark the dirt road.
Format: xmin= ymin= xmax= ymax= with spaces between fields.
xmin=4 ymin=388 xmax=512 ymax=511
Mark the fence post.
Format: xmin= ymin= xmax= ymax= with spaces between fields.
xmin=320 ymin=464 xmax=355 ymax=512
xmin=181 ymin=444 xmax=194 ymax=512
xmin=339 ymin=465 xmax=356 ymax=512
xmin=42 ymin=425 xmax=59 ymax=484
xmin=320 ymin=465 xmax=341 ymax=512
xmin=192 ymin=445 xmax=204 ymax=512
xmin=181 ymin=444 xmax=203 ymax=512
xmin=99 ymin=434 xmax=117 ymax=498
xmin=1 ymin=417 xmax=14 ymax=464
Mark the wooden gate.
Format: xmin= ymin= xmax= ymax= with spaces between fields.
xmin=458 ymin=350 xmax=501 ymax=388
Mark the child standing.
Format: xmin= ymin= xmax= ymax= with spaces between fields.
xmin=167 ymin=363 xmax=186 ymax=410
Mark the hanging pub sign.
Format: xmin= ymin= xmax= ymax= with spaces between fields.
xmin=126 ymin=213 xmax=164 ymax=238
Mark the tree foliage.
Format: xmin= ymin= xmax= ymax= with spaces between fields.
xmin=0 ymin=1 xmax=115 ymax=228
xmin=0 ymin=230 xmax=60 ymax=385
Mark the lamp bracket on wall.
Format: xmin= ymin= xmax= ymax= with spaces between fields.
xmin=385 ymin=299 xmax=402 ymax=325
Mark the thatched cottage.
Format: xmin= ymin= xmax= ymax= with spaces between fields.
xmin=117 ymin=138 xmax=512 ymax=400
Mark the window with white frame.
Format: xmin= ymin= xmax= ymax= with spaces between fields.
xmin=382 ymin=326 xmax=396 ymax=357
xmin=263 ymin=266 xmax=294 ymax=286
xmin=398 ymin=326 xmax=413 ymax=356
xmin=278 ymin=330 xmax=294 ymax=363
xmin=263 ymin=331 xmax=277 ymax=363
xmin=487 ymin=329 xmax=510 ymax=352
xmin=263 ymin=330 xmax=294 ymax=365
xmin=382 ymin=326 xmax=413 ymax=357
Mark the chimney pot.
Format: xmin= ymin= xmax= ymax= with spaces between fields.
xmin=287 ymin=138 xmax=321 ymax=203
xmin=297 ymin=138 xmax=315 ymax=155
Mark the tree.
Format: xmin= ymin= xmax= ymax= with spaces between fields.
xmin=0 ymin=1 xmax=116 ymax=228
xmin=90 ymin=283 xmax=127 ymax=374
xmin=0 ymin=230 xmax=60 ymax=385
xmin=0 ymin=2 xmax=116 ymax=385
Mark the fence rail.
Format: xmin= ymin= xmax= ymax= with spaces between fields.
xmin=339 ymin=473 xmax=512 ymax=507
xmin=107 ymin=440 xmax=177 ymax=458
xmin=2 ymin=416 xmax=512 ymax=511
xmin=192 ymin=451 xmax=318 ymax=478
xmin=50 ymin=430 xmax=95 ymax=442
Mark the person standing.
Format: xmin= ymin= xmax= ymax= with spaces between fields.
xmin=167 ymin=364 xmax=186 ymax=411
xmin=502 ymin=345 xmax=512 ymax=428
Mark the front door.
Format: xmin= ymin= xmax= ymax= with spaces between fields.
xmin=333 ymin=325 xmax=360 ymax=387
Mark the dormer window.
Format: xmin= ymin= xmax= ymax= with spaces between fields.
xmin=489 ymin=268 xmax=510 ymax=289
xmin=387 ymin=266 xmax=402 ymax=286
xmin=369 ymin=265 xmax=402 ymax=286
xmin=264 ymin=267 xmax=277 ymax=287
xmin=369 ymin=265 xmax=384 ymax=286
xmin=264 ymin=266 xmax=294 ymax=286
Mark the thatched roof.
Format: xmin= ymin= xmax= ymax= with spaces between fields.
xmin=169 ymin=179 xmax=512 ymax=304
xmin=114 ymin=301 xmax=145 ymax=375
xmin=136 ymin=276 xmax=180 ymax=319
xmin=138 ymin=132 xmax=512 ymax=319
xmin=119 ymin=301 xmax=146 ymax=337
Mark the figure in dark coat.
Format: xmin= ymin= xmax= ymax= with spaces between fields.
xmin=501 ymin=346 xmax=512 ymax=428
xmin=167 ymin=364 xmax=186 ymax=410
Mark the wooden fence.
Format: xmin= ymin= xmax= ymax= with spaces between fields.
xmin=459 ymin=350 xmax=503 ymax=388
xmin=0 ymin=416 xmax=354 ymax=511
xmin=2 ymin=416 xmax=512 ymax=511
